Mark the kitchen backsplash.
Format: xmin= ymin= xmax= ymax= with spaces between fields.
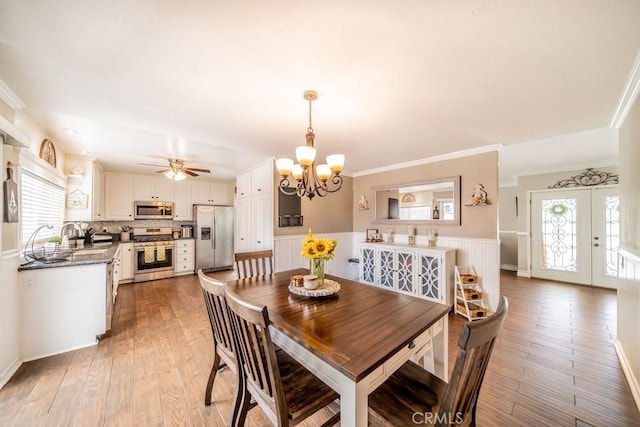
xmin=87 ymin=220 xmax=195 ymax=236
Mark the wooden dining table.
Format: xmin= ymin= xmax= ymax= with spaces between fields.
xmin=226 ymin=269 xmax=451 ymax=427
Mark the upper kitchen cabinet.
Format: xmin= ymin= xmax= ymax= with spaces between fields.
xmin=64 ymin=156 xmax=104 ymax=222
xmin=236 ymin=161 xmax=273 ymax=199
xmin=173 ymin=180 xmax=192 ymax=221
xmin=191 ymin=181 xmax=229 ymax=205
xmin=133 ymin=175 xmax=173 ymax=201
xmin=104 ymin=173 xmax=134 ymax=220
xmin=91 ymin=162 xmax=104 ymax=220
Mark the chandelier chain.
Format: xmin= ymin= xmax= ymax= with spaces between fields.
xmin=307 ymin=97 xmax=313 ymax=134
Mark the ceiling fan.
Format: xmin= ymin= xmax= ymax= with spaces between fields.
xmin=138 ymin=158 xmax=211 ymax=180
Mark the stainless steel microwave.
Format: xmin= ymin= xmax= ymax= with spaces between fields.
xmin=134 ymin=201 xmax=174 ymax=220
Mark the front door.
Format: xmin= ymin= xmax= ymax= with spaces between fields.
xmin=531 ymin=187 xmax=619 ymax=288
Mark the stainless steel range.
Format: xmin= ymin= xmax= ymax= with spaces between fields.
xmin=132 ymin=227 xmax=175 ymax=283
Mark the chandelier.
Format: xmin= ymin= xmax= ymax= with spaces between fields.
xmin=276 ymin=91 xmax=345 ymax=200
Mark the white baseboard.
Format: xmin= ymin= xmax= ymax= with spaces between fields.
xmin=0 ymin=357 xmax=21 ymax=390
xmin=615 ymin=340 xmax=640 ymax=412
xmin=500 ymin=264 xmax=518 ymax=271
xmin=517 ymin=270 xmax=531 ymax=278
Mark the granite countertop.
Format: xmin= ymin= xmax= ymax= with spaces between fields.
xmin=18 ymin=242 xmax=120 ymax=271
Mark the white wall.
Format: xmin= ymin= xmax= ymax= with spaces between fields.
xmin=0 ymin=144 xmax=21 ymax=389
xmin=617 ymin=88 xmax=640 ymax=409
xmin=498 ymin=185 xmax=518 ymax=270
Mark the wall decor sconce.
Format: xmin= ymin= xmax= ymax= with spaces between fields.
xmin=465 ymin=183 xmax=489 ymax=206
xmin=356 ymin=194 xmax=369 ymax=210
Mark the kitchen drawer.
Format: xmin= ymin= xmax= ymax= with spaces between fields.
xmin=176 ymin=261 xmax=195 ymax=273
xmin=176 ymin=239 xmax=194 ymax=249
xmin=176 ymin=254 xmax=194 ymax=264
xmin=176 ymin=246 xmax=194 ymax=255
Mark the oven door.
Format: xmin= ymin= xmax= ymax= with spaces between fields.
xmin=133 ymin=244 xmax=175 ymax=282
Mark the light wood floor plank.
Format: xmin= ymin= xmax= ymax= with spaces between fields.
xmin=1 ymin=270 xmax=639 ymax=426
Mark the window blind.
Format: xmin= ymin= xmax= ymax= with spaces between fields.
xmin=20 ymin=170 xmax=65 ymax=246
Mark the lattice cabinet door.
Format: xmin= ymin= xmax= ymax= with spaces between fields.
xmin=417 ymin=252 xmax=442 ymax=302
xmin=359 ymin=245 xmax=376 ymax=285
xmin=395 ymin=249 xmax=416 ymax=294
xmin=378 ymin=248 xmax=395 ymax=289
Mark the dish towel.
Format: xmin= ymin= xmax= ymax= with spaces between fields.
xmin=156 ymin=246 xmax=166 ymax=262
xmin=144 ymin=247 xmax=155 ymax=264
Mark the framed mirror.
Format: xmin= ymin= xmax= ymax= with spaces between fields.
xmin=373 ymin=176 xmax=461 ymax=225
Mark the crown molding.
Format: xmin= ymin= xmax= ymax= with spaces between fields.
xmin=353 ymin=144 xmax=502 ymax=177
xmin=0 ymin=79 xmax=26 ymax=110
xmin=514 ymin=158 xmax=618 ymax=178
xmin=611 ymin=49 xmax=640 ymax=129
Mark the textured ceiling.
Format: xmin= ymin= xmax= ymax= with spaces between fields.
xmin=0 ymin=1 xmax=638 ymax=182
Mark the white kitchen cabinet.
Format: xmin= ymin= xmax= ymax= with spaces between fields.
xmin=174 ymin=239 xmax=195 ymax=275
xmin=236 ymin=161 xmax=273 ymax=199
xmin=236 ymin=172 xmax=252 ymax=199
xmin=235 ymin=161 xmax=274 ymax=252
xmin=251 ymin=162 xmax=273 ymax=196
xmin=104 ymin=174 xmax=134 ymax=220
xmin=91 ymin=162 xmax=104 ymax=220
xmin=119 ymin=242 xmax=134 ymax=282
xmin=235 ymin=195 xmax=272 ymax=252
xmin=173 ymin=180 xmax=192 ymax=221
xmin=359 ymin=243 xmax=455 ymax=304
xmin=191 ymin=181 xmax=229 ymax=205
xmin=133 ymin=175 xmax=173 ymax=201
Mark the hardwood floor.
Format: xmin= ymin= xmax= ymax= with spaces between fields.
xmin=0 ymin=271 xmax=638 ymax=426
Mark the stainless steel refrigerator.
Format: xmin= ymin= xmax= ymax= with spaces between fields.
xmin=194 ymin=205 xmax=234 ymax=271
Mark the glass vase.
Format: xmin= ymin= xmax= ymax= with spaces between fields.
xmin=311 ymin=258 xmax=325 ymax=287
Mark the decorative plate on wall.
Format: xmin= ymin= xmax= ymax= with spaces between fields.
xmin=39 ymin=139 xmax=56 ymax=168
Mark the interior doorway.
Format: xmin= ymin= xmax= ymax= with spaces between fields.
xmin=530 ymin=187 xmax=619 ymax=288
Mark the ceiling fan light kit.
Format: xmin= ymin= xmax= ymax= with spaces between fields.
xmin=276 ymin=90 xmax=345 ymax=200
xmin=142 ymin=158 xmax=211 ymax=180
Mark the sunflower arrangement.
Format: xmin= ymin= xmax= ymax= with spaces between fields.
xmin=301 ymin=229 xmax=337 ymax=260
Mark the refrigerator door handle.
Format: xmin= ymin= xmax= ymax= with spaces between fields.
xmin=213 ymin=215 xmax=216 ymax=250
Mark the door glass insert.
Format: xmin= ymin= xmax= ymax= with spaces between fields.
xmin=540 ymin=198 xmax=578 ymax=272
xmin=604 ymin=195 xmax=620 ymax=277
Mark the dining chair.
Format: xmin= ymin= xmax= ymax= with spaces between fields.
xmin=197 ymin=270 xmax=241 ymax=407
xmin=234 ymin=250 xmax=274 ymax=279
xmin=223 ymin=282 xmax=340 ymax=427
xmin=368 ymin=296 xmax=509 ymax=427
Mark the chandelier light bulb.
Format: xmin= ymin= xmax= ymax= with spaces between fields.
xmin=326 ymin=154 xmax=345 ymax=173
xmin=296 ymin=146 xmax=316 ymax=167
xmin=316 ymin=164 xmax=331 ymax=181
xmin=276 ymin=158 xmax=294 ymax=177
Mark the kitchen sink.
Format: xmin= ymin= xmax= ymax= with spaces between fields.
xmin=73 ymin=248 xmax=108 ymax=256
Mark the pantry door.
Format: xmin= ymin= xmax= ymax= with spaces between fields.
xmin=531 ymin=187 xmax=619 ymax=288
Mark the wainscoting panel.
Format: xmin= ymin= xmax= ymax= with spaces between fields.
xmin=435 ymin=236 xmax=501 ymax=311
xmin=274 ymin=232 xmax=355 ymax=279
xmin=616 ymin=248 xmax=640 ymax=411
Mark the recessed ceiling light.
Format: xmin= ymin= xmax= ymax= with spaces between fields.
xmin=63 ymin=128 xmax=78 ymax=134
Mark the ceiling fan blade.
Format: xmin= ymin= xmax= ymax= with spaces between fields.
xmin=155 ymin=169 xmax=170 ymax=173
xmin=184 ymin=170 xmax=198 ymax=177
xmin=185 ymin=167 xmax=211 ymax=173
xmin=138 ymin=162 xmax=166 ymax=167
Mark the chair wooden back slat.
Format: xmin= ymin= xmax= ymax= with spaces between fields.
xmin=234 ymin=250 xmax=274 ymax=279
xmin=436 ymin=295 xmax=509 ymax=426
xmin=224 ymin=283 xmax=288 ymax=424
xmin=198 ymin=270 xmax=236 ymax=362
